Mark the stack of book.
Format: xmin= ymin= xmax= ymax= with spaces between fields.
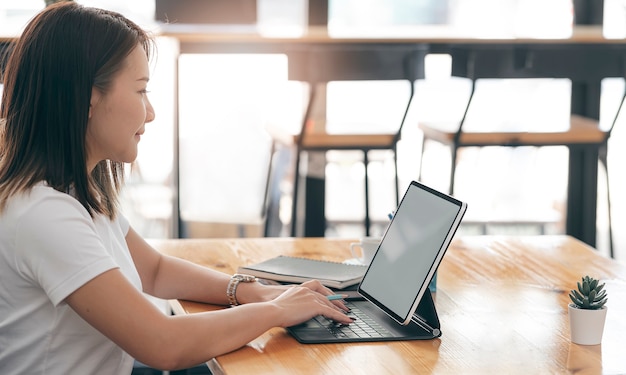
xmin=237 ymin=255 xmax=367 ymax=289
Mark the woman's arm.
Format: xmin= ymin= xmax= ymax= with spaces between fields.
xmin=64 ymin=227 xmax=352 ymax=370
xmin=125 ymin=226 xmax=302 ymax=305
xmin=65 ymin=267 xmax=352 ymax=370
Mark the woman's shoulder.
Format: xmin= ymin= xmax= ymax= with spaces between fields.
xmin=7 ymin=183 xmax=91 ymax=221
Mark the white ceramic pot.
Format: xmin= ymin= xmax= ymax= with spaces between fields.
xmin=568 ymin=304 xmax=608 ymax=345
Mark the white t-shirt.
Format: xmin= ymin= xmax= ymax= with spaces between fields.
xmin=0 ymin=184 xmax=142 ymax=375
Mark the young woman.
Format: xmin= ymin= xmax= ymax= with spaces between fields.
xmin=0 ymin=3 xmax=352 ymax=374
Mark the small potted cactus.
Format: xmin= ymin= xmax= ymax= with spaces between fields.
xmin=568 ymin=275 xmax=608 ymax=345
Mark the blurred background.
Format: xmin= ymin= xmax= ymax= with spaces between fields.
xmin=1 ymin=0 xmax=624 ymax=260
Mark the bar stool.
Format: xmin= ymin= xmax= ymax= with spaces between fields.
xmin=278 ymin=44 xmax=427 ymax=236
xmin=418 ymin=47 xmax=624 ymax=258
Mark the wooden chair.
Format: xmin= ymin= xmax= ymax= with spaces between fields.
xmin=418 ymin=47 xmax=624 ymax=258
xmin=279 ymin=44 xmax=426 ymax=236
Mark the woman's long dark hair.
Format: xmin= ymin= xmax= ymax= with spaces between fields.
xmin=0 ymin=2 xmax=153 ymax=218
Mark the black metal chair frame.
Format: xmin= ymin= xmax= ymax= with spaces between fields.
xmin=418 ymin=48 xmax=626 ymax=258
xmin=285 ymin=45 xmax=426 ymax=237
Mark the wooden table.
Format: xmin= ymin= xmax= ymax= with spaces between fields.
xmin=151 ymin=236 xmax=626 ymax=374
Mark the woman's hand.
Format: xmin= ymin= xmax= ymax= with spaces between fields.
xmin=236 ymin=279 xmax=352 ymax=326
xmin=238 ymin=279 xmax=349 ymax=310
xmin=268 ymin=284 xmax=355 ymax=327
xmin=298 ymin=279 xmax=350 ymax=311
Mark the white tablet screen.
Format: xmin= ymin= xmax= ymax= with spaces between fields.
xmin=358 ymin=181 xmax=466 ymax=325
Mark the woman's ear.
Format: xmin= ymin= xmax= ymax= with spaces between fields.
xmin=89 ymin=88 xmax=101 ymax=119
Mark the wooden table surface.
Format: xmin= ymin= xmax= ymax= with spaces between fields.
xmin=150 ymin=236 xmax=626 ymax=375
xmin=157 ymin=25 xmax=619 ymax=44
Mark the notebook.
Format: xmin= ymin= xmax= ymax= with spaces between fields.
xmin=287 ymin=180 xmax=467 ymax=343
xmin=238 ymin=256 xmax=367 ymax=289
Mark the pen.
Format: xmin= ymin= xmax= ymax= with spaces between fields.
xmin=327 ymin=294 xmax=345 ymax=301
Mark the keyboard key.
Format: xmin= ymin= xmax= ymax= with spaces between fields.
xmin=320 ymin=302 xmax=392 ymax=339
